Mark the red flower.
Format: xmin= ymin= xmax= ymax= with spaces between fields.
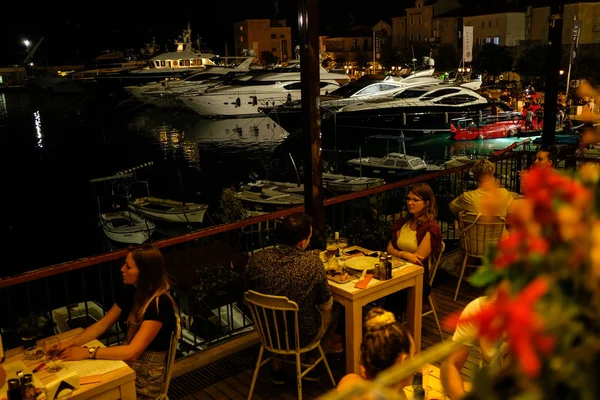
xmin=449 ymin=278 xmax=555 ymax=377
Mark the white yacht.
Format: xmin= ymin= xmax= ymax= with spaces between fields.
xmin=127 ymin=24 xmax=216 ymax=80
xmin=178 ymin=65 xmax=350 ymax=117
xmin=323 ymin=85 xmax=494 ymax=137
xmin=124 ymin=57 xmax=255 ymax=107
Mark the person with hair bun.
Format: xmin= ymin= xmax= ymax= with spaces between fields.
xmin=337 ymin=307 xmax=415 ymax=398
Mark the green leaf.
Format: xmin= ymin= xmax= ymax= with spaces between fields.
xmin=469 ymin=264 xmax=500 ymax=287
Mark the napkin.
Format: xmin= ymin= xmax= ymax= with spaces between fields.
xmin=354 ymin=274 xmax=374 ymax=289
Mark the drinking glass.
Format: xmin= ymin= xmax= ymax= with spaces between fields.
xmin=43 ymin=336 xmax=63 ymax=373
xmin=337 ymin=237 xmax=349 ymax=260
xmin=326 ymin=237 xmax=338 ymax=259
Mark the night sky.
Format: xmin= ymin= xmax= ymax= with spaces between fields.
xmin=0 ymin=1 xmax=409 ymax=65
xmin=1 ymin=0 xmax=548 ymax=65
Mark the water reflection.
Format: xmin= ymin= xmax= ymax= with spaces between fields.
xmin=0 ymin=93 xmax=7 ymax=118
xmin=34 ymin=110 xmax=43 ymax=148
xmin=186 ymin=116 xmax=288 ymax=151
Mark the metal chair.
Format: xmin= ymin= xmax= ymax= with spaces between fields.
xmin=424 ymin=241 xmax=445 ymax=341
xmin=156 ymin=314 xmax=181 ymax=400
xmin=244 ymin=290 xmax=336 ymax=400
xmin=454 ymin=212 xmax=506 ymax=301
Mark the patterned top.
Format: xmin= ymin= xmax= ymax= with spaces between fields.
xmin=244 ymin=244 xmax=332 ymax=345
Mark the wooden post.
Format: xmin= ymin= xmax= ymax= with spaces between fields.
xmin=298 ymin=0 xmax=325 ymax=236
xmin=542 ymin=0 xmax=563 ymax=148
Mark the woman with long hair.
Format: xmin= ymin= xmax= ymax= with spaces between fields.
xmin=386 ymin=183 xmax=442 ymax=310
xmin=337 ymin=307 xmax=415 ymax=398
xmin=59 ymin=244 xmax=178 ymax=399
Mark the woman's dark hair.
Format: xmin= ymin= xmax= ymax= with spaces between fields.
xmin=408 ymin=183 xmax=438 ymax=224
xmin=128 ymin=244 xmax=172 ymax=322
xmin=280 ymin=212 xmax=313 ymax=246
xmin=360 ymin=307 xmax=413 ymax=379
xmin=537 ymin=145 xmax=558 ymax=166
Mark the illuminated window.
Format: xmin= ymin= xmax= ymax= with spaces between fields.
xmin=239 ymin=26 xmax=243 ymax=31
xmin=486 ymin=37 xmax=491 ymax=43
xmin=240 ymin=36 xmax=244 ymax=42
xmin=0 ymin=76 xmax=3 ymax=84
xmin=494 ymin=37 xmax=500 ymax=45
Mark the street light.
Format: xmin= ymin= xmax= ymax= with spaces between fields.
xmin=559 ymin=70 xmax=565 ymax=75
xmin=23 ymin=39 xmax=30 ymax=47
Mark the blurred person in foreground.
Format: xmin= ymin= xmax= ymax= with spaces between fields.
xmin=440 ymin=290 xmax=509 ymax=399
xmin=59 ymin=245 xmax=178 ymax=399
xmin=449 ymin=159 xmax=519 ymax=218
xmin=244 ymin=212 xmax=339 ymax=384
xmin=337 ymin=307 xmax=415 ymax=399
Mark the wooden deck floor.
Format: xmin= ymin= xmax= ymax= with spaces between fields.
xmin=182 ymin=270 xmax=484 ymax=400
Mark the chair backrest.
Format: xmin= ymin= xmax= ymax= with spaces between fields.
xmin=457 ymin=212 xmax=506 ymax=258
xmin=428 ymin=240 xmax=445 ymax=286
xmin=157 ymin=313 xmax=181 ymax=400
xmin=244 ymin=290 xmax=301 ymax=354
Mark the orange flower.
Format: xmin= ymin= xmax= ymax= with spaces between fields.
xmin=451 ymin=278 xmax=554 ymax=378
xmin=579 ymin=163 xmax=600 ymax=184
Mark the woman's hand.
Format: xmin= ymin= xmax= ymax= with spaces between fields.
xmin=58 ymin=346 xmax=90 ymax=361
xmin=403 ymin=252 xmax=424 ymax=266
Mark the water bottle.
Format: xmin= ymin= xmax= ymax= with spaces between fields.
xmin=413 ymin=372 xmax=426 ymax=400
xmin=22 ymin=374 xmax=35 ymax=400
xmin=386 ymin=255 xmax=393 ymax=280
xmin=7 ymin=379 xmax=22 ymax=400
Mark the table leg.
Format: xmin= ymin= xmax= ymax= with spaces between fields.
xmin=120 ymin=379 xmax=137 ymax=400
xmin=407 ymin=275 xmax=423 ymax=353
xmin=344 ymin=301 xmax=364 ymax=374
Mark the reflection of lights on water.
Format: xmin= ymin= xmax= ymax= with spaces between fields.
xmin=34 ymin=110 xmax=43 ymax=148
xmin=156 ymin=125 xmax=199 ymax=164
xmin=0 ymin=93 xmax=7 ymax=117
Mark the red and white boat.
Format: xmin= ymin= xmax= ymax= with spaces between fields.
xmin=450 ymin=112 xmax=542 ymax=141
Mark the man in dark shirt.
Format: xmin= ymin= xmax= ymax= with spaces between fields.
xmin=244 ymin=212 xmax=334 ymax=383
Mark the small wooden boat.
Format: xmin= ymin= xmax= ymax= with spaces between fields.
xmin=322 ymin=173 xmax=385 ymax=192
xmin=90 ymin=173 xmax=156 ymax=244
xmin=235 ymin=180 xmax=304 ymax=213
xmin=98 ymin=195 xmax=156 ymax=244
xmin=127 ymin=180 xmax=208 ymax=224
xmin=129 ymin=196 xmax=209 ymax=224
xmin=347 ymin=153 xmax=443 ymax=176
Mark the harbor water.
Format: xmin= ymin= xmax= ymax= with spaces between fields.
xmin=1 ymin=90 xmax=530 ymax=276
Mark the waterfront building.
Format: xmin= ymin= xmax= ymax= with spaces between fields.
xmin=233 ymin=19 xmax=292 ymax=62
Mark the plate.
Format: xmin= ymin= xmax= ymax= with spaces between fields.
xmin=344 ymin=256 xmax=379 ymax=271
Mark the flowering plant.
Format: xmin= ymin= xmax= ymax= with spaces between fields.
xmin=454 ymin=162 xmax=600 ymax=400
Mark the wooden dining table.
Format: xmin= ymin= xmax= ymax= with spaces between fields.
xmin=327 ymin=246 xmax=424 ymax=374
xmin=2 ymin=328 xmax=136 ymax=400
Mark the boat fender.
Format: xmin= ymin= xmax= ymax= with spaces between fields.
xmin=235 ymin=97 xmax=241 ymax=107
xmin=287 ymin=93 xmax=292 ymax=103
xmin=252 ymin=96 xmax=257 ymax=106
xmin=402 ymin=113 xmax=407 ymax=126
xmin=444 ymin=112 xmax=449 ymax=124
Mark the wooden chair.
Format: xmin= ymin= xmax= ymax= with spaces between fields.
xmin=454 ymin=212 xmax=506 ymax=301
xmin=156 ymin=314 xmax=182 ymax=400
xmin=244 ymin=290 xmax=336 ymax=400
xmin=424 ymin=241 xmax=445 ymax=341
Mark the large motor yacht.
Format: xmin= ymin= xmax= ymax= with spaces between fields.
xmin=178 ymin=63 xmax=350 ymax=117
xmin=321 ymin=85 xmax=510 ymax=137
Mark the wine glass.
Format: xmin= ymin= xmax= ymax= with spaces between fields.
xmin=337 ymin=237 xmax=349 ymax=260
xmin=43 ymin=336 xmax=63 ymax=373
xmin=326 ymin=237 xmax=338 ymax=260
